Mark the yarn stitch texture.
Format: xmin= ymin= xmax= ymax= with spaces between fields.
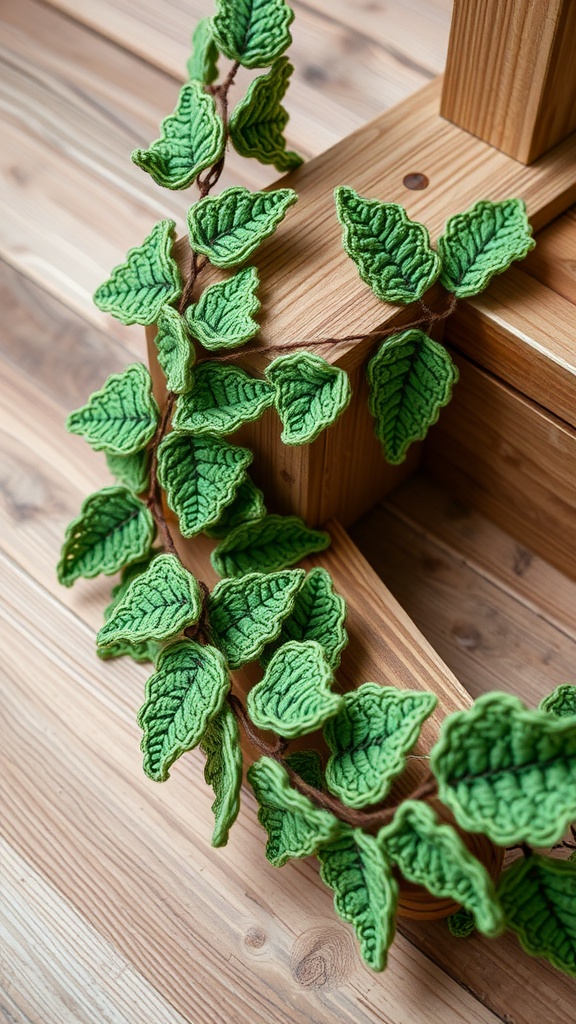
xmin=66 ymin=363 xmax=159 ymax=455
xmin=266 ymin=352 xmax=352 ymax=445
xmin=211 ymin=513 xmax=330 ymax=577
xmin=498 ymin=854 xmax=576 ymax=977
xmin=154 ymin=306 xmax=195 ymax=394
xmin=539 ymin=683 xmax=576 ymax=719
xmin=204 ymin=474 xmax=266 ymax=539
xmin=187 ymin=186 xmax=297 ymax=268
xmin=260 ymin=566 xmax=348 ymax=669
xmin=93 ymin=220 xmax=181 ymax=325
xmin=187 ymin=267 xmax=261 ymax=349
xmin=97 ymin=554 xmax=159 ymax=664
xmin=187 ymin=18 xmax=219 ymax=84
xmin=212 ymin=0 xmax=294 ymax=68
xmin=173 ymin=363 xmax=275 ymax=435
xmin=229 ymin=57 xmax=302 ymax=172
xmin=247 ymin=639 xmax=343 ymax=737
xmin=106 ymin=449 xmax=150 ymax=496
xmin=200 ymin=702 xmax=243 ymax=847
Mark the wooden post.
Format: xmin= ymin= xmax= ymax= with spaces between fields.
xmin=441 ymin=0 xmax=576 ymax=164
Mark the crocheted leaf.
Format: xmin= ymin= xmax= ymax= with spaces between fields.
xmin=379 ymin=801 xmax=503 ymax=937
xmin=97 ymin=554 xmax=202 ymax=647
xmin=285 ymin=749 xmax=325 ymax=790
xmin=247 ymin=640 xmax=343 ymax=738
xmin=447 ymin=908 xmax=476 ymax=939
xmin=94 ymin=220 xmax=181 ymax=325
xmin=138 ymin=640 xmax=230 ymax=782
xmin=172 ymin=363 xmax=274 ymax=435
xmin=186 ymin=267 xmax=261 ymax=350
xmin=247 ymin=757 xmax=340 ymax=867
xmin=187 ymin=18 xmax=219 ymax=84
xmin=324 ymin=683 xmax=437 ymax=808
xmin=430 ymin=692 xmax=576 ymax=847
xmin=438 ymin=199 xmax=535 ymax=298
xmin=67 ymin=364 xmax=159 ymax=455
xmin=334 ymin=187 xmax=441 ymax=304
xmin=318 ymin=829 xmax=398 ymax=971
xmin=97 ymin=553 xmax=160 ymax=663
xmin=106 ymin=449 xmax=150 ymax=496
xmin=229 ymin=57 xmax=302 ymax=172
xmin=540 ymin=684 xmax=576 ymax=719
xmin=213 ymin=0 xmax=294 ymax=68
xmin=266 ymin=353 xmax=352 ymax=445
xmin=132 ymin=81 xmax=224 ymax=190
xmin=57 ymin=487 xmax=155 ymax=587
xmin=498 ymin=854 xmax=576 ymax=977
xmin=262 ymin=567 xmax=347 ymax=669
xmin=157 ymin=432 xmax=252 ymax=537
xmin=204 ymin=475 xmax=266 ymax=539
xmin=153 ymin=306 xmax=195 ymax=394
xmin=187 ymin=186 xmax=297 ymax=268
xmin=201 ymin=702 xmax=243 ymax=847
xmin=211 ymin=514 xmax=330 ymax=577
xmin=208 ymin=569 xmax=305 ymax=669
xmin=367 ymin=329 xmax=458 ymax=464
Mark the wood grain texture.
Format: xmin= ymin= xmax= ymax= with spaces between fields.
xmin=523 ymin=205 xmax=576 ymax=306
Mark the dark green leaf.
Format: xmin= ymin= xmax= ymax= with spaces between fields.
xmin=153 ymin=306 xmax=195 ymax=394
xmin=229 ymin=57 xmax=302 ymax=171
xmin=187 ymin=267 xmax=261 ymax=350
xmin=247 ymin=640 xmax=343 ymax=737
xmin=204 ymin=475 xmax=266 ymax=539
xmin=498 ymin=854 xmax=576 ymax=977
xmin=285 ymin=749 xmax=325 ymax=790
xmin=540 ymin=684 xmax=576 ymax=719
xmin=208 ymin=569 xmax=304 ymax=669
xmin=447 ymin=908 xmax=476 ymax=939
xmin=201 ymin=702 xmax=243 ymax=847
xmin=213 ymin=0 xmax=294 ymax=68
xmin=187 ymin=186 xmax=297 ymax=268
xmin=438 ymin=199 xmax=535 ymax=298
xmin=172 ymin=363 xmax=274 ymax=435
xmin=93 ymin=220 xmax=181 ymax=325
xmin=261 ymin=566 xmax=347 ymax=669
xmin=266 ymin=352 xmax=351 ymax=445
xmin=67 ymin=364 xmax=159 ymax=455
xmin=187 ymin=18 xmax=219 ymax=84
xmin=211 ymin=514 xmax=330 ymax=577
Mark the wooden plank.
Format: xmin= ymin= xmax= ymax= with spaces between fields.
xmin=523 ymin=205 xmax=576 ymax=306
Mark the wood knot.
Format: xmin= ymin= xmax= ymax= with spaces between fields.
xmin=244 ymin=926 xmax=267 ymax=949
xmin=403 ymin=172 xmax=429 ymax=190
xmin=290 ymin=926 xmax=354 ymax=989
xmin=451 ymin=621 xmax=482 ymax=650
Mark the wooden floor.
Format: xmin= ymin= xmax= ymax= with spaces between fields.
xmin=2 ymin=2 xmax=576 ymax=1022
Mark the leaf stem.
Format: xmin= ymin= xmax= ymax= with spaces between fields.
xmin=146 ymin=391 xmax=177 ymax=554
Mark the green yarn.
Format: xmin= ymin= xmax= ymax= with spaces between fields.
xmin=539 ymin=684 xmax=576 ymax=719
xmin=367 ymin=329 xmax=458 ymax=465
xmin=285 ymin=749 xmax=325 ymax=790
xmin=186 ymin=267 xmax=261 ymax=350
xmin=266 ymin=352 xmax=351 ymax=445
xmin=173 ymin=363 xmax=274 ymax=435
xmin=229 ymin=57 xmax=302 ymax=172
xmin=201 ymin=702 xmax=243 ymax=847
xmin=97 ymin=553 xmax=160 ymax=664
xmin=208 ymin=569 xmax=304 ymax=669
xmin=498 ymin=854 xmax=576 ymax=977
xmin=211 ymin=513 xmax=330 ymax=577
xmin=430 ymin=692 xmax=576 ymax=847
xmin=204 ymin=475 xmax=266 ymax=539
xmin=447 ymin=908 xmax=476 ymax=939
xmin=247 ymin=640 xmax=343 ymax=738
xmin=213 ymin=0 xmax=294 ymax=69
xmin=261 ymin=566 xmax=348 ymax=670
xmin=187 ymin=18 xmax=219 ymax=85
xmin=94 ymin=220 xmax=181 ymax=326
xmin=153 ymin=306 xmax=195 ymax=395
xmin=66 ymin=364 xmax=159 ymax=455
xmin=106 ymin=449 xmax=150 ymax=496
xmin=132 ymin=81 xmax=224 ymax=191
xmin=334 ymin=187 xmax=441 ymax=304
xmin=324 ymin=683 xmax=437 ymax=809
xmin=187 ymin=186 xmax=297 ymax=268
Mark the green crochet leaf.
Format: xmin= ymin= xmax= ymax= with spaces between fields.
xmin=261 ymin=567 xmax=348 ymax=669
xmin=447 ymin=908 xmax=476 ymax=939
xmin=138 ymin=640 xmax=230 ymax=782
xmin=498 ymin=854 xmax=576 ymax=977
xmin=153 ymin=306 xmax=195 ymax=395
xmin=229 ymin=57 xmax=302 ymax=172
xmin=212 ymin=0 xmax=294 ymax=68
xmin=94 ymin=220 xmax=181 ymax=326
xmin=379 ymin=801 xmax=503 ymax=937
xmin=172 ymin=363 xmax=274 ymax=435
xmin=204 ymin=475 xmax=266 ymax=539
xmin=285 ymin=749 xmax=325 ymax=790
xmin=367 ymin=330 xmax=458 ymax=465
xmin=187 ymin=186 xmax=297 ymax=268
xmin=157 ymin=432 xmax=252 ymax=537
xmin=318 ymin=829 xmax=398 ymax=971
xmin=208 ymin=569 xmax=304 ymax=669
xmin=430 ymin=692 xmax=576 ymax=847
xmin=66 ymin=364 xmax=159 ymax=455
xmin=132 ymin=81 xmax=224 ymax=190
xmin=247 ymin=757 xmax=340 ymax=867
xmin=247 ymin=640 xmax=343 ymax=738
xmin=438 ymin=199 xmax=535 ymax=298
xmin=57 ymin=487 xmax=155 ymax=588
xmin=97 ymin=553 xmax=160 ymax=664
xmin=540 ymin=684 xmax=576 ymax=719
xmin=187 ymin=18 xmax=219 ymax=84
xmin=186 ymin=268 xmax=261 ymax=350
xmin=266 ymin=353 xmax=351 ymax=445
xmin=334 ymin=187 xmax=441 ymax=304
xmin=200 ymin=702 xmax=243 ymax=847
xmin=324 ymin=683 xmax=437 ymax=808
xmin=211 ymin=514 xmax=330 ymax=577
xmin=97 ymin=554 xmax=202 ymax=647
xmin=106 ymin=449 xmax=150 ymax=496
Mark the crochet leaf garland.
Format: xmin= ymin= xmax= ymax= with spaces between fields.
xmin=201 ymin=702 xmax=243 ymax=847
xmin=266 ymin=352 xmax=352 ymax=445
xmin=261 ymin=566 xmax=348 ymax=669
xmin=204 ymin=474 xmax=266 ymax=539
xmin=173 ymin=363 xmax=274 ymax=435
xmin=212 ymin=0 xmax=294 ymax=69
xmin=229 ymin=57 xmax=302 ymax=172
xmin=153 ymin=306 xmax=195 ymax=394
xmin=186 ymin=267 xmax=261 ymax=349
xmin=208 ymin=569 xmax=305 ymax=668
xmin=106 ymin=449 xmax=150 ymax=496
xmin=187 ymin=186 xmax=297 ymax=268
xmin=247 ymin=640 xmax=343 ymax=737
xmin=539 ymin=684 xmax=576 ymax=719
xmin=187 ymin=18 xmax=219 ymax=85
xmin=67 ymin=364 xmax=159 ymax=455
xmin=498 ymin=855 xmax=576 ymax=977
xmin=211 ymin=514 xmax=331 ymax=577
xmin=97 ymin=554 xmax=160 ymax=664
xmin=94 ymin=220 xmax=181 ymax=325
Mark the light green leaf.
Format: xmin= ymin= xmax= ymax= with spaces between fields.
xmin=261 ymin=567 xmax=347 ymax=669
xmin=132 ymin=81 xmax=224 ymax=190
xmin=172 ymin=363 xmax=274 ymax=435
xmin=97 ymin=553 xmax=202 ymax=647
xmin=438 ymin=198 xmax=535 ymax=298
xmin=430 ymin=692 xmax=576 ymax=846
xmin=97 ymin=553 xmax=160 ymax=663
xmin=204 ymin=475 xmax=266 ymax=539
xmin=211 ymin=514 xmax=330 ymax=577
xmin=498 ymin=854 xmax=576 ymax=977
xmin=324 ymin=683 xmax=437 ymax=808
xmin=157 ymin=431 xmax=252 ymax=537
xmin=97 ymin=636 xmax=158 ymax=664
xmin=186 ymin=267 xmax=261 ymax=350
xmin=318 ymin=829 xmax=398 ymax=971
xmin=213 ymin=0 xmax=294 ymax=68
xmin=229 ymin=57 xmax=302 ymax=172
xmin=201 ymin=702 xmax=243 ymax=847
xmin=335 ymin=187 xmax=441 ymax=304
xmin=247 ymin=640 xmax=343 ymax=738
xmin=266 ymin=352 xmax=351 ymax=445
xmin=106 ymin=449 xmax=150 ymax=496
xmin=285 ymin=749 xmax=325 ymax=790
xmin=187 ymin=18 xmax=219 ymax=84
xmin=153 ymin=306 xmax=195 ymax=394
xmin=379 ymin=801 xmax=503 ymax=937
xmin=208 ymin=569 xmax=304 ymax=668
xmin=187 ymin=186 xmax=297 ymax=268
xmin=367 ymin=329 xmax=458 ymax=464
xmin=67 ymin=364 xmax=159 ymax=455
xmin=247 ymin=757 xmax=340 ymax=867
xmin=94 ymin=220 xmax=181 ymax=325
xmin=57 ymin=487 xmax=155 ymax=588
xmin=138 ymin=640 xmax=230 ymax=782
xmin=540 ymin=684 xmax=576 ymax=719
